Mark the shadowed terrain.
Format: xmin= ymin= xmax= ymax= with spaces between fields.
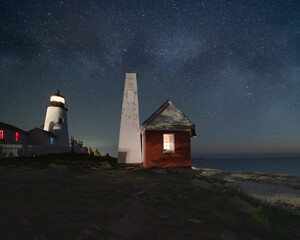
xmin=0 ymin=154 xmax=299 ymax=240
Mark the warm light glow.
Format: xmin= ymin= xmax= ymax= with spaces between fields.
xmin=16 ymin=132 xmax=19 ymax=142
xmin=0 ymin=130 xmax=3 ymax=139
xmin=163 ymin=133 xmax=175 ymax=152
xmin=50 ymin=96 xmax=65 ymax=104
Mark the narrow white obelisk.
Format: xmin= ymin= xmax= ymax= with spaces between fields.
xmin=118 ymin=73 xmax=142 ymax=164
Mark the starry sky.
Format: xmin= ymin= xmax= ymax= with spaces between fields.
xmin=0 ymin=0 xmax=299 ymax=158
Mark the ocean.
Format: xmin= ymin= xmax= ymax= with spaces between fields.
xmin=191 ymin=157 xmax=300 ymax=177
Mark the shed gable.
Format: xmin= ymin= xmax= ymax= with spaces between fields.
xmin=142 ymin=100 xmax=195 ymax=130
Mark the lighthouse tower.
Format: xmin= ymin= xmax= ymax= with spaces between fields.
xmin=44 ymin=90 xmax=69 ymax=147
xmin=118 ymin=73 xmax=142 ymax=164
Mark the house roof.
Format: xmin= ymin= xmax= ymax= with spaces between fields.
xmin=27 ymin=128 xmax=58 ymax=138
xmin=0 ymin=122 xmax=28 ymax=134
xmin=142 ymin=100 xmax=196 ymax=136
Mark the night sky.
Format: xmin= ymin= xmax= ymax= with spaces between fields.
xmin=1 ymin=0 xmax=299 ymax=158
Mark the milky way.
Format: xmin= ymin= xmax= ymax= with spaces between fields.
xmin=0 ymin=0 xmax=299 ymax=157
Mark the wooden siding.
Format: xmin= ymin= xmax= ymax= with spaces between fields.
xmin=143 ymin=130 xmax=191 ymax=168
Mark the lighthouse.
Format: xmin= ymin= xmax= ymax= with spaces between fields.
xmin=44 ymin=90 xmax=69 ymax=147
xmin=118 ymin=73 xmax=142 ymax=164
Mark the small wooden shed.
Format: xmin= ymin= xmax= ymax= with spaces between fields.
xmin=141 ymin=100 xmax=196 ymax=168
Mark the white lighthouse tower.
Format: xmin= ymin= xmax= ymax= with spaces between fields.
xmin=118 ymin=73 xmax=142 ymax=164
xmin=44 ymin=90 xmax=69 ymax=147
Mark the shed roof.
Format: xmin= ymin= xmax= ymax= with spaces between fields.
xmin=142 ymin=100 xmax=196 ymax=136
xmin=0 ymin=122 xmax=28 ymax=134
xmin=27 ymin=128 xmax=58 ymax=138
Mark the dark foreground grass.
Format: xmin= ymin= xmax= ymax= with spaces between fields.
xmin=0 ymin=154 xmax=299 ymax=240
xmin=0 ymin=153 xmax=117 ymax=172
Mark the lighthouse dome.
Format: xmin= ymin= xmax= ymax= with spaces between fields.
xmin=50 ymin=90 xmax=66 ymax=108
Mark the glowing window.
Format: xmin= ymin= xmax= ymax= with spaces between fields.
xmin=50 ymin=96 xmax=65 ymax=104
xmin=50 ymin=137 xmax=54 ymax=144
xmin=16 ymin=132 xmax=19 ymax=142
xmin=163 ymin=134 xmax=175 ymax=153
xmin=0 ymin=130 xmax=3 ymax=139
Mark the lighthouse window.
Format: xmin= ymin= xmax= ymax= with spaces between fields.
xmin=50 ymin=96 xmax=65 ymax=104
xmin=163 ymin=134 xmax=175 ymax=153
xmin=50 ymin=138 xmax=54 ymax=144
xmin=16 ymin=132 xmax=19 ymax=142
xmin=0 ymin=130 xmax=3 ymax=139
xmin=59 ymin=118 xmax=63 ymax=124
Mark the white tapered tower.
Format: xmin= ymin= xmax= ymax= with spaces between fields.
xmin=44 ymin=90 xmax=69 ymax=147
xmin=118 ymin=73 xmax=142 ymax=164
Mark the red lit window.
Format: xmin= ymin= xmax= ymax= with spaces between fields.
xmin=16 ymin=132 xmax=19 ymax=142
xmin=163 ymin=134 xmax=175 ymax=153
xmin=0 ymin=130 xmax=3 ymax=139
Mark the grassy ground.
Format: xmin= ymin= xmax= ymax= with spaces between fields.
xmin=0 ymin=154 xmax=299 ymax=240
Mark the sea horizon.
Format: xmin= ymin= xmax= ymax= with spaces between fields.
xmin=192 ymin=157 xmax=300 ymax=177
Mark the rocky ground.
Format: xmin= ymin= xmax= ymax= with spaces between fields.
xmin=0 ymin=154 xmax=299 ymax=240
xmin=169 ymin=167 xmax=300 ymax=210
